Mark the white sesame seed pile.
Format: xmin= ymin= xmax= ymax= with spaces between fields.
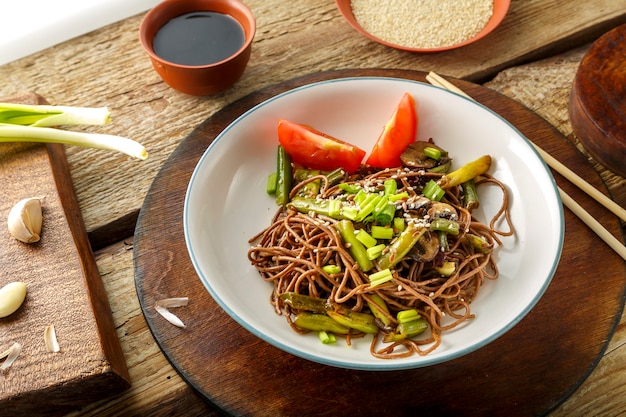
xmin=351 ymin=0 xmax=494 ymax=49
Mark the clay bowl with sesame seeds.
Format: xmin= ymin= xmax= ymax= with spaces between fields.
xmin=184 ymin=77 xmax=563 ymax=370
xmin=335 ymin=0 xmax=511 ymax=52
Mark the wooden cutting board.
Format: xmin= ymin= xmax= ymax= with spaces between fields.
xmin=134 ymin=69 xmax=626 ymax=416
xmin=0 ymin=93 xmax=130 ymax=416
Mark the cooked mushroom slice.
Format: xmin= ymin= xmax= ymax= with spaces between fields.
xmin=400 ymin=141 xmax=449 ymax=169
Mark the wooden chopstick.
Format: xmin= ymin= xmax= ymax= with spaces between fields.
xmin=426 ymin=71 xmax=626 ymax=261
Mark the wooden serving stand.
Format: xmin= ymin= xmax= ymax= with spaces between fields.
xmin=0 ymin=94 xmax=130 ymax=416
xmin=134 ymin=70 xmax=626 ymax=416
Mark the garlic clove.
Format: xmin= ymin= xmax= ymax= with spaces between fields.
xmin=7 ymin=197 xmax=43 ymax=243
xmin=0 ymin=281 xmax=27 ymax=318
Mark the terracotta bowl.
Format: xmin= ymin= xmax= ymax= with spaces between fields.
xmin=569 ymin=24 xmax=626 ymax=178
xmin=335 ymin=0 xmax=510 ymax=53
xmin=139 ymin=0 xmax=256 ymax=96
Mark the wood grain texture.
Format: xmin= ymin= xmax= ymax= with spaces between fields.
xmin=0 ymin=0 xmax=623 ymax=247
xmin=485 ymin=45 xmax=626 ymax=417
xmin=132 ymin=69 xmax=625 ymax=416
xmin=0 ymin=94 xmax=129 ymax=416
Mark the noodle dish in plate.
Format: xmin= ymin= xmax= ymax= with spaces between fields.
xmin=184 ymin=77 xmax=563 ymax=370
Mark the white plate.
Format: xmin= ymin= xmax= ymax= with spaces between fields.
xmin=184 ymin=77 xmax=564 ymax=370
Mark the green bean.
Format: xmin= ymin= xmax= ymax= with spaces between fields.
xmin=279 ymin=292 xmax=329 ymax=314
xmin=335 ymin=220 xmax=374 ymax=272
xmin=275 ymin=145 xmax=292 ymax=206
xmin=327 ymin=307 xmax=378 ymax=334
xmin=375 ymin=222 xmax=427 ymax=270
xmin=294 ymin=312 xmax=350 ymax=334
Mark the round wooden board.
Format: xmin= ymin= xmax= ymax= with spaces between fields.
xmin=134 ymin=69 xmax=626 ymax=417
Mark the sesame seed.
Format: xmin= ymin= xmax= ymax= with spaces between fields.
xmin=351 ymin=0 xmax=494 ymax=49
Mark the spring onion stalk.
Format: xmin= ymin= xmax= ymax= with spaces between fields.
xmin=0 ymin=102 xmax=112 ymax=127
xmin=439 ymin=155 xmax=491 ymax=189
xmin=0 ymin=124 xmax=147 ymax=160
xmin=368 ymin=268 xmax=393 ymax=288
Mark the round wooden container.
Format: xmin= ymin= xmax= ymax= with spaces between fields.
xmin=569 ymin=24 xmax=626 ymax=178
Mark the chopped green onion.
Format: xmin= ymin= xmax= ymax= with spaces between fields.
xmin=339 ymin=183 xmax=361 ymax=194
xmin=424 ymin=146 xmax=442 ymax=161
xmin=393 ymin=217 xmax=405 ymax=233
xmin=435 ymin=261 xmax=456 ymax=277
xmin=397 ymin=309 xmax=421 ymax=324
xmin=356 ymin=229 xmax=377 ymax=248
xmin=388 ymin=191 xmax=409 ymax=202
xmin=322 ymin=264 xmax=342 ymax=275
xmin=366 ymin=243 xmax=386 ymax=260
xmin=266 ymin=172 xmax=277 ymax=195
xmin=355 ymin=193 xmax=381 ymax=222
xmin=423 ymin=179 xmax=445 ymax=201
xmin=318 ymin=331 xmax=336 ymax=344
xmin=328 ymin=199 xmax=341 ymax=217
xmin=371 ymin=225 xmax=394 ymax=240
xmin=383 ymin=179 xmax=397 ymax=195
xmin=369 ymin=268 xmax=393 ymax=287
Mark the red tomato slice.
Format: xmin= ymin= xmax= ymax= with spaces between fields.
xmin=277 ymin=120 xmax=366 ymax=173
xmin=365 ymin=92 xmax=418 ymax=168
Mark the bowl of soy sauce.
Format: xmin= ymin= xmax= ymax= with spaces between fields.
xmin=140 ymin=0 xmax=256 ymax=96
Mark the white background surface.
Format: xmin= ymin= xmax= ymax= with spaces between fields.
xmin=1 ymin=0 xmax=161 ymax=66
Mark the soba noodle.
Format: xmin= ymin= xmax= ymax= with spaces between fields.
xmin=248 ymin=164 xmax=513 ymax=359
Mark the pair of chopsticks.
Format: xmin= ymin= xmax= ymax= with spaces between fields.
xmin=426 ymin=71 xmax=626 ymax=261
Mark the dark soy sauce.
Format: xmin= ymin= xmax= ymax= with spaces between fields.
xmin=153 ymin=11 xmax=245 ymax=66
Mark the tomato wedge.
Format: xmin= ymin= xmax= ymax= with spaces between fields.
xmin=365 ymin=93 xmax=418 ymax=168
xmin=277 ymin=120 xmax=366 ymax=173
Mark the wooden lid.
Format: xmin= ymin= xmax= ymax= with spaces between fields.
xmin=569 ymin=24 xmax=626 ymax=178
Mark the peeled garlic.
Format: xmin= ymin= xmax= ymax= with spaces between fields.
xmin=7 ymin=197 xmax=43 ymax=243
xmin=0 ymin=281 xmax=27 ymax=318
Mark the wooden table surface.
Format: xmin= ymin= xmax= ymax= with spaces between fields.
xmin=0 ymin=0 xmax=624 ymax=415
